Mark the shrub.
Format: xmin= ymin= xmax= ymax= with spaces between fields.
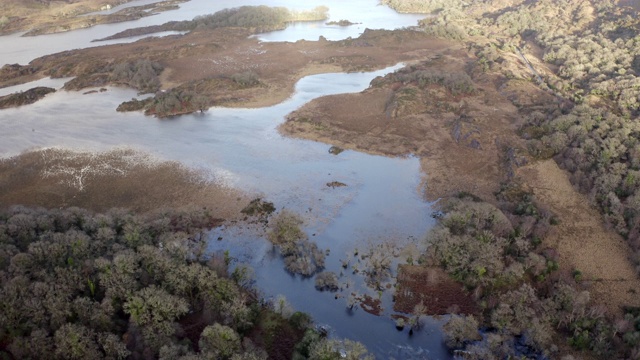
xmin=443 ymin=314 xmax=481 ymax=349
xmin=314 ymin=271 xmax=339 ymax=291
xmin=267 ymin=212 xmax=325 ymax=276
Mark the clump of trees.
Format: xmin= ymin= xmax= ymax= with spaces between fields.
xmin=380 ymin=0 xmax=456 ymax=14
xmin=110 ymin=59 xmax=163 ymax=94
xmin=380 ymin=0 xmax=640 ymax=357
xmin=314 ymin=271 xmax=339 ymax=292
xmin=0 ymin=206 xmax=254 ymax=358
xmin=189 ymin=5 xmax=328 ymax=31
xmin=376 ymin=63 xmax=476 ymax=96
xmin=427 ymin=193 xmax=625 ymax=358
xmin=102 ymin=5 xmax=330 ymax=41
xmin=144 ymin=88 xmax=209 ymax=117
xmin=526 ymin=103 xmax=640 ymax=273
xmin=267 ymin=211 xmax=325 ymax=276
xmin=0 ymin=205 xmax=367 ymax=359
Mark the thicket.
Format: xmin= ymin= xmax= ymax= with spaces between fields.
xmin=57 ymin=59 xmax=162 ymax=94
xmin=373 ymin=63 xmax=476 ymax=96
xmin=390 ymin=0 xmax=640 ymax=350
xmin=428 ymin=193 xmax=640 ymax=358
xmin=267 ymin=212 xmax=325 ymax=276
xmin=477 ymin=0 xmax=640 ymax=272
xmin=0 ymin=86 xmax=56 ymax=109
xmin=379 ymin=0 xmax=640 ymax=357
xmin=144 ymin=89 xmax=209 ymax=117
xmin=110 ymin=60 xmax=163 ymax=94
xmin=0 ymin=206 xmax=369 ymax=359
xmin=101 ymin=5 xmax=330 ymax=41
xmin=380 ymin=0 xmax=459 ymax=14
xmin=188 ymin=6 xmax=328 ymax=31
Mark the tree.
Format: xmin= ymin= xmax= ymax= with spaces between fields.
xmin=198 ymin=323 xmax=241 ymax=359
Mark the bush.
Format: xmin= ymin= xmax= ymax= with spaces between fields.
xmin=443 ymin=314 xmax=481 ymax=349
xmin=267 ymin=212 xmax=325 ymax=276
xmin=314 ymin=271 xmax=339 ymax=291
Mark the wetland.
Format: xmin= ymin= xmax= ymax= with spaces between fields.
xmin=2 ymin=0 xmax=640 ymax=359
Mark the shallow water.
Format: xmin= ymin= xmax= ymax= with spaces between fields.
xmin=0 ymin=1 xmax=449 ymax=358
xmin=0 ymin=66 xmax=447 ymax=359
xmin=0 ymin=0 xmax=424 ymax=65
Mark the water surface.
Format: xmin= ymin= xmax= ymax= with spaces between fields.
xmin=0 ymin=2 xmax=447 ymax=358
xmin=0 ymin=0 xmax=424 ymax=65
xmin=0 ymin=65 xmax=446 ymax=359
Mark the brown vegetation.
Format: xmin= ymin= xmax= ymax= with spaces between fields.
xmin=0 ymin=86 xmax=55 ymax=109
xmin=0 ymin=0 xmax=188 ymax=36
xmin=0 ymin=148 xmax=246 ymax=217
xmin=394 ymin=265 xmax=477 ymax=315
xmin=280 ymin=48 xmax=534 ymax=201
xmin=279 ymin=0 xmax=640 ymax=357
xmin=0 ymin=26 xmax=453 ymax=117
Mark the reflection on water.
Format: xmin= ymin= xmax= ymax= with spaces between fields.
xmin=0 ymin=65 xmax=447 ymax=359
xmin=0 ymin=0 xmax=425 ymax=65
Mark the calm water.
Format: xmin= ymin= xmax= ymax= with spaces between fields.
xmin=1 ymin=0 xmax=424 ymax=65
xmin=0 ymin=2 xmax=447 ymax=359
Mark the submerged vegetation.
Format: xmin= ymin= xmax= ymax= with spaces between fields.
xmin=267 ymin=212 xmax=325 ymax=276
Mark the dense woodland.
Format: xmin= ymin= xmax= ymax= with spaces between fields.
xmin=430 ymin=193 xmax=640 ymax=359
xmin=380 ymin=0 xmax=640 ymax=358
xmin=0 ymin=206 xmax=372 ymax=359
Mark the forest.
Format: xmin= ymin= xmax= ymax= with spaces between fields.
xmin=381 ymin=0 xmax=640 ymax=358
xmin=0 ymin=206 xmax=371 ymax=359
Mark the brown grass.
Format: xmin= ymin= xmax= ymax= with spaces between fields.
xmin=280 ymin=48 xmax=531 ymax=202
xmin=394 ymin=265 xmax=478 ymax=315
xmin=519 ymin=159 xmax=640 ymax=315
xmin=0 ymin=148 xmax=247 ymax=218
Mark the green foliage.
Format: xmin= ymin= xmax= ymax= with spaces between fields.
xmin=384 ymin=64 xmax=476 ymax=96
xmin=189 ymin=5 xmax=328 ymax=31
xmin=426 ymin=199 xmax=525 ymax=288
xmin=267 ymin=211 xmax=325 ymax=276
xmin=0 ymin=206 xmax=316 ymax=359
xmin=381 ymin=0 xmax=461 ymax=14
xmin=442 ymin=314 xmax=481 ymax=349
xmin=199 ymin=323 xmax=241 ymax=359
